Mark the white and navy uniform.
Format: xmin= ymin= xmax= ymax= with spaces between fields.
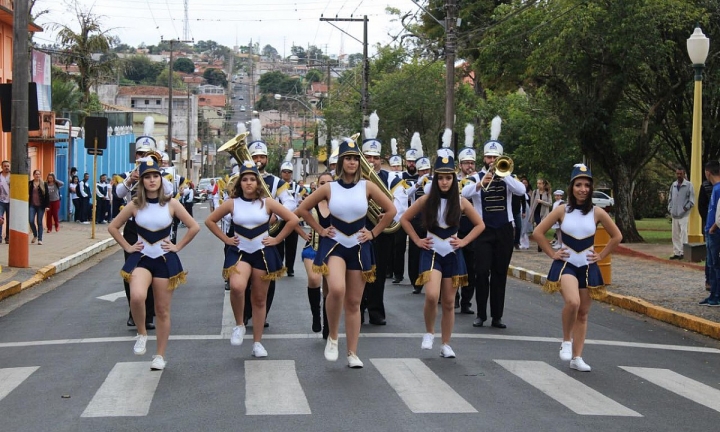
xmin=223 ymin=197 xmax=284 ymax=280
xmin=457 ymin=175 xmax=478 ymax=310
xmin=283 ymin=180 xmax=305 ymax=274
xmin=404 ymin=172 xmax=427 ymax=292
xmin=461 ymin=169 xmax=526 ymax=322
xmin=415 ymin=196 xmax=468 ymax=288
xmin=544 ymin=206 xmax=604 ymax=294
xmin=120 ymin=198 xmax=186 ymax=289
xmin=95 ymin=180 xmax=110 ymax=223
xmin=313 ymin=180 xmax=375 ymax=280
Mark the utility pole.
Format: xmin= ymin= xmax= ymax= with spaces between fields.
xmin=10 ymin=0 xmax=30 ymax=267
xmin=162 ymin=37 xmax=193 ymax=178
xmin=445 ymin=0 xmax=458 ymax=156
xmin=319 ymin=15 xmax=368 ymax=128
xmin=186 ymin=87 xmax=192 ymax=181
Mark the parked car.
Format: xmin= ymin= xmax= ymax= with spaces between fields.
xmin=592 ymin=191 xmax=614 ymax=211
xmin=240 ymin=105 xmax=246 ymax=112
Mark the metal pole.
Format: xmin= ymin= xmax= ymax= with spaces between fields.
xmin=688 ymin=64 xmax=704 ymax=244
xmin=187 ymin=88 xmax=192 ymax=181
xmin=168 ymin=40 xmax=174 ymax=168
xmin=91 ymin=138 xmax=97 ymax=239
xmin=445 ymin=0 xmax=457 ymax=155
xmin=362 ymin=15 xmax=369 ymax=126
xmin=10 ymin=0 xmax=30 ymax=267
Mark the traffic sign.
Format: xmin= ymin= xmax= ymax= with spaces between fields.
xmin=87 ymin=149 xmax=104 ymax=156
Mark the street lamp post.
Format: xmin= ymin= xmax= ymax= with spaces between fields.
xmin=274 ymin=94 xmax=317 ymax=181
xmin=687 ymin=26 xmax=710 ymax=245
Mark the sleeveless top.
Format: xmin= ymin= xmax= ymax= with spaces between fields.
xmin=559 ymin=206 xmax=596 ymax=268
xmin=231 ymin=197 xmax=270 ymax=254
xmin=328 ymin=180 xmax=367 ymax=248
xmin=427 ymin=197 xmax=460 ymax=257
xmin=134 ymin=198 xmax=173 ymax=259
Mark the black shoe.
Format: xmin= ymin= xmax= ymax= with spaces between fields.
xmin=392 ymin=277 xmax=403 ymax=284
xmin=669 ymin=255 xmax=683 ymax=260
xmin=146 ymin=321 xmax=155 ymax=330
xmin=264 ymin=321 xmax=269 ymax=328
xmin=127 ymin=316 xmax=135 ymax=327
xmin=491 ymin=319 xmax=507 ymax=329
xmin=287 ymin=270 xmax=294 ymax=277
xmin=386 ymin=272 xmax=393 ymax=279
xmin=460 ymin=307 xmax=474 ymax=315
xmin=472 ymin=318 xmax=484 ymax=327
xmin=412 ymin=286 xmax=422 ymax=294
xmin=369 ymin=318 xmax=387 ymax=326
xmin=224 ymin=280 xmax=230 ymax=291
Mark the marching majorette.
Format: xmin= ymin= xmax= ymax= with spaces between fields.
xmin=457 ymin=124 xmax=479 ymax=314
xmin=242 ymin=118 xmax=298 ymax=327
xmin=108 ymin=157 xmax=200 ymax=371
xmin=116 ymin=116 xmax=175 ymax=330
xmin=205 ymin=161 xmax=299 ymax=358
xmin=400 ymin=154 xmax=485 ymax=358
xmin=461 ymin=116 xmax=526 ymax=329
xmin=279 ymin=149 xmax=303 ymax=277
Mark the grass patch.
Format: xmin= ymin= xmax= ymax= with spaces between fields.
xmin=635 ymin=217 xmax=672 ymax=231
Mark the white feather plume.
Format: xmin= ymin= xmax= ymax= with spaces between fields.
xmin=250 ymin=118 xmax=262 ymax=142
xmin=331 ymin=139 xmax=339 ymax=152
xmin=364 ymin=111 xmax=379 ymax=140
xmin=574 ymin=163 xmax=587 ymax=168
xmin=391 ymin=138 xmax=398 ymax=155
xmin=284 ymin=149 xmax=294 ymax=163
xmin=490 ymin=116 xmax=502 ymax=141
xmin=442 ymin=128 xmax=452 ymax=149
xmin=410 ymin=132 xmax=422 ymax=152
xmin=156 ymin=139 xmax=166 ymax=152
xmin=237 ymin=122 xmax=247 ymax=135
xmin=464 ymin=124 xmax=474 ymax=148
xmin=143 ymin=116 xmax=154 ymax=137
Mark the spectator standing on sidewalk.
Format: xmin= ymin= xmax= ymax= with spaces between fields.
xmin=530 ymin=178 xmax=552 ymax=252
xmin=533 ymin=164 xmax=622 ymax=372
xmin=96 ymin=174 xmax=111 ymax=224
xmin=700 ymin=160 xmax=720 ymax=307
xmin=45 ymin=173 xmax=64 ymax=233
xmin=668 ymin=167 xmax=694 ymax=260
xmin=0 ymin=160 xmax=10 ymax=243
xmin=78 ymin=172 xmax=91 ymax=223
xmin=28 ymin=170 xmax=49 ymax=245
xmin=69 ymin=175 xmax=80 ymax=222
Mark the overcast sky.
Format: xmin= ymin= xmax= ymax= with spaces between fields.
xmin=34 ymin=0 xmax=417 ymax=57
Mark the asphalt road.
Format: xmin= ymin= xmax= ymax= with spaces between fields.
xmin=1 ymin=204 xmax=720 ymax=431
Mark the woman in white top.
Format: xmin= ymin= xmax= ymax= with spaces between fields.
xmin=533 ymin=164 xmax=621 ymax=372
xmin=68 ymin=175 xmax=80 ymax=222
xmin=401 ymin=156 xmax=485 ymax=358
xmin=109 ymin=159 xmax=200 ymax=371
xmin=205 ymin=161 xmax=299 ymax=358
xmin=297 ymin=138 xmax=396 ymax=369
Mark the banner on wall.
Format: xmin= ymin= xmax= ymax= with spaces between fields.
xmin=32 ymin=50 xmax=52 ymax=112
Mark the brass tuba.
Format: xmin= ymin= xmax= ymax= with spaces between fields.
xmin=349 ymin=133 xmax=401 ymax=234
xmin=217 ymin=132 xmax=282 ymax=235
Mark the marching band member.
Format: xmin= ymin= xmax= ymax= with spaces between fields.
xmin=461 ymin=116 xmax=526 ymax=329
xmin=243 ymin=118 xmax=297 ymax=326
xmin=401 ymin=155 xmax=485 ymax=358
xmin=295 ymin=171 xmax=334 ymax=336
xmin=109 ymin=158 xmax=200 ymax=370
xmin=279 ymin=149 xmax=304 ymax=277
xmin=297 ymin=138 xmax=396 ymax=368
xmin=404 ymin=134 xmax=429 ymax=294
xmin=457 ymin=124 xmax=479 ymax=314
xmin=387 ymin=139 xmax=407 ymax=284
xmin=205 ymin=161 xmax=299 ymax=357
xmin=533 ymin=164 xmax=621 ymax=371
xmin=327 ymin=139 xmax=339 ymax=176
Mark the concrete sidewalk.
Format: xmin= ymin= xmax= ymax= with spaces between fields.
xmin=0 ymin=220 xmax=718 ymax=340
xmin=0 ymin=221 xmax=117 ymax=300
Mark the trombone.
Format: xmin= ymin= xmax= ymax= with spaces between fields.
xmin=482 ymin=155 xmax=514 ymax=192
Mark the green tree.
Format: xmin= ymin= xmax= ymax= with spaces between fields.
xmin=305 ymin=69 xmax=323 ymax=83
xmin=173 ymin=57 xmax=195 ymax=74
xmin=203 ymin=68 xmax=227 ymax=87
xmin=50 ymin=67 xmax=82 ymax=115
xmin=262 ymin=44 xmax=279 ymax=59
xmin=54 ymin=1 xmax=116 ymax=105
xmin=347 ymin=53 xmax=363 ymax=67
xmin=123 ymin=55 xmax=164 ymax=84
xmin=156 ymin=68 xmax=186 ymax=89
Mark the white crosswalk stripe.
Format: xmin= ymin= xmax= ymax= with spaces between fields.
xmin=620 ymin=366 xmax=720 ymax=413
xmin=0 ymin=367 xmax=39 ymax=402
xmin=371 ymin=358 xmax=477 ymax=413
xmin=496 ymin=360 xmax=642 ymax=417
xmin=245 ymin=360 xmax=311 ymax=415
xmin=81 ymin=362 xmax=163 ymax=417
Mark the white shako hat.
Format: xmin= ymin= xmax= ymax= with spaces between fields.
xmin=135 ymin=116 xmax=157 ymax=153
xmin=406 ymin=132 xmax=422 ymax=161
xmin=437 ymin=128 xmax=454 ymax=159
xmin=280 ymin=149 xmax=294 ymax=172
xmin=361 ymin=111 xmax=381 ymax=156
xmin=388 ymin=138 xmax=402 ymax=167
xmin=483 ymin=116 xmax=504 ymax=157
xmin=248 ymin=118 xmax=268 ymax=156
xmin=458 ymin=124 xmax=476 ymax=162
xmin=328 ymin=139 xmax=339 ymax=165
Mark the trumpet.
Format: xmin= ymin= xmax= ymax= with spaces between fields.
xmin=482 ymin=155 xmax=513 ymax=192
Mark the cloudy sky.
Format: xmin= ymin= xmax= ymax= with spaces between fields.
xmin=34 ymin=0 xmax=417 ymax=57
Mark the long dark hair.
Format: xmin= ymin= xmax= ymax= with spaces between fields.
xmin=422 ymin=173 xmax=460 ymax=230
xmin=567 ymin=177 xmax=594 ymax=215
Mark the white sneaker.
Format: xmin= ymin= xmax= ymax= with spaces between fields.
xmin=440 ymin=344 xmax=456 ymax=358
xmin=150 ymin=355 xmax=166 ymax=370
xmin=230 ymin=325 xmax=246 ymax=346
xmin=252 ymin=342 xmax=268 ymax=358
xmin=421 ymin=333 xmax=434 ymax=350
xmin=559 ymin=341 xmax=572 ymax=361
xmin=347 ymin=352 xmax=364 ymax=368
xmin=133 ymin=334 xmax=147 ymax=355
xmin=570 ymin=357 xmax=591 ymax=372
xmin=324 ymin=337 xmax=339 ymax=361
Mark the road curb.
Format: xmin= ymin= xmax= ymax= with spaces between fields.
xmin=508 ymin=264 xmax=720 ymax=341
xmin=0 ymin=238 xmax=117 ymax=301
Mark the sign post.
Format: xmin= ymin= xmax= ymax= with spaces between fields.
xmin=84 ymin=117 xmax=109 ymax=239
